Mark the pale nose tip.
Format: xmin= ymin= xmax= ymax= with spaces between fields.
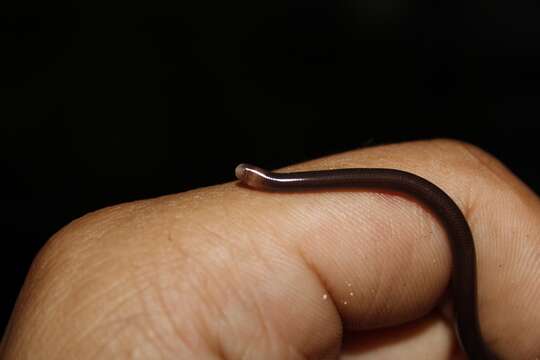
xmin=235 ymin=163 xmax=248 ymax=180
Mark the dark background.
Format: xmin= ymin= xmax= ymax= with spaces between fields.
xmin=2 ymin=1 xmax=540 ymax=335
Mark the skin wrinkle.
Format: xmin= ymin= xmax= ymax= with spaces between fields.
xmin=216 ymin=199 xmax=340 ymax=358
xmin=108 ymin=320 xmax=162 ymax=359
xmin=154 ymin=289 xmax=199 ymax=357
xmin=152 ymin=232 xmax=208 ymax=357
xmin=235 ymin=279 xmax=283 ymax=360
xmin=185 ymin=257 xmax=228 ymax=358
xmin=236 ymin=270 xmax=301 ymax=359
xmin=40 ymin=209 xmax=153 ymax=334
xmin=218 ymin=227 xmax=317 ymax=358
xmin=457 ymin=141 xmax=512 ymax=188
xmin=358 ymin=194 xmax=441 ymax=329
xmin=14 ymin=240 xmax=131 ymax=358
xmin=151 ymin=281 xmax=198 ymax=358
xmin=294 ymin=246 xmax=342 ymax=354
xmin=88 ymin=310 xmax=159 ymax=360
xmin=234 ymin=311 xmax=268 ymax=359
xmin=88 ymin=333 xmax=122 ymax=360
xmin=361 ymin=264 xmax=384 ymax=330
xmin=67 ymin=282 xmax=151 ymax=356
xmin=459 ymin=140 xmax=540 ymax=215
xmin=406 ymin=197 xmax=451 ymax=318
xmin=67 ymin=263 xmax=131 ymax=324
xmin=302 ymin=197 xmax=382 ymax=329
xmin=89 ymin=319 xmax=135 ymax=360
xmin=293 ymin=195 xmax=361 ymax=300
xmin=472 ymin=203 xmax=514 ymax=339
xmin=240 ymin=192 xmax=316 ymax=251
xmin=240 ymin=224 xmax=280 ymax=282
xmin=24 ymin=241 xmax=95 ymax=320
xmin=77 ymin=237 xmax=186 ymax=357
xmin=357 ymin=195 xmax=407 ymax=326
xmin=363 ymin=218 xmax=392 ymax=326
xmin=375 ymin=237 xmax=413 ymax=324
xmin=133 ymin=213 xmax=230 ymax=358
xmin=127 ymin=246 xmax=184 ymax=356
xmin=175 ymin=257 xmax=227 ymax=358
xmin=232 ymin=226 xmax=330 ymax=355
xmin=247 ymin=190 xmax=351 ymax=350
xmin=194 ymin=228 xmax=284 ymax=359
xmin=180 ymin=240 xmax=233 ymax=358
xmin=211 ymin=236 xmax=276 ymax=358
xmin=387 ymin=212 xmax=419 ymax=317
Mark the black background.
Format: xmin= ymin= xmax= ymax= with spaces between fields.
xmin=2 ymin=1 xmax=540 ymax=335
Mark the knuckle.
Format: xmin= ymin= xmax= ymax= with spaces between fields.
xmin=429 ymin=138 xmax=516 ymax=190
xmin=34 ymin=196 xmax=281 ymax=357
xmin=425 ymin=139 xmax=540 ymax=219
xmin=32 ymin=201 xmax=137 ymax=278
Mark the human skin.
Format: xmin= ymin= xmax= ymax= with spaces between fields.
xmin=1 ymin=139 xmax=540 ymax=359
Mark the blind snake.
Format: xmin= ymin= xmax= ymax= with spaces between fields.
xmin=235 ymin=163 xmax=498 ymax=359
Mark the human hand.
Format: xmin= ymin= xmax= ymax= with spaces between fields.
xmin=2 ymin=139 xmax=539 ymax=359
